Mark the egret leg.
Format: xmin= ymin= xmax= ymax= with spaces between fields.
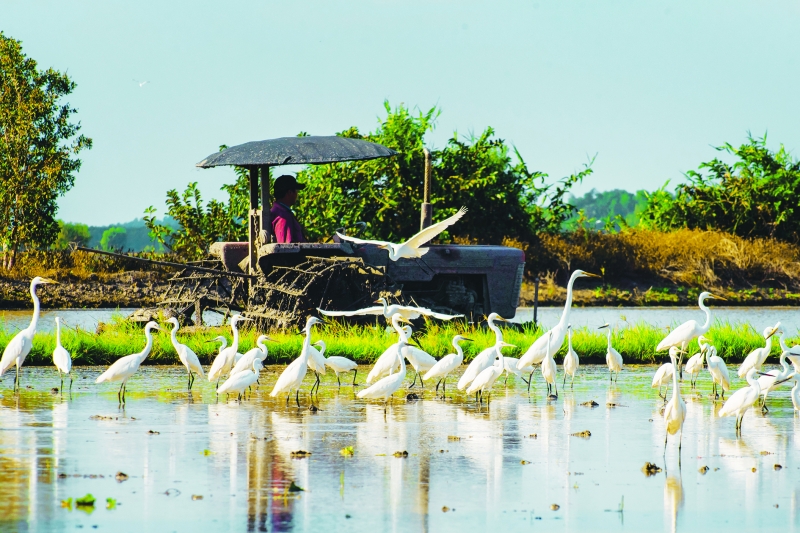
xmin=571 ymin=374 xmax=575 ymax=389
xmin=678 ymin=342 xmax=687 ymax=380
xmin=442 ymin=379 xmax=446 ymax=398
xmin=409 ymin=372 xmax=418 ymax=389
xmin=352 ymin=369 xmax=357 ymax=387
xmin=554 ymin=380 xmax=558 ymax=399
xmin=504 ymin=374 xmax=509 ymax=385
xmin=69 ymin=374 xmax=73 ymax=393
xmin=60 ymin=372 xmax=64 ymax=393
xmin=118 ymin=382 xmax=124 ymax=404
xmin=14 ymin=364 xmax=20 ymax=393
xmin=419 ymin=372 xmax=425 ymax=389
xmin=609 ymin=370 xmax=612 ymax=382
xmin=337 ymin=374 xmax=341 ymax=388
xmin=563 ymin=373 xmax=567 ymax=388
xmin=295 ymin=389 xmax=300 ymax=408
xmin=527 ymin=371 xmax=534 ymax=392
xmin=286 ymin=392 xmax=290 ymax=406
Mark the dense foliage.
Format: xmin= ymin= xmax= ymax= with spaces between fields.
xmin=641 ymin=135 xmax=800 ymax=241
xmin=100 ymin=227 xmax=127 ymax=251
xmin=0 ymin=32 xmax=92 ymax=269
xmin=53 ymin=221 xmax=91 ymax=249
xmin=565 ymin=189 xmax=649 ymax=230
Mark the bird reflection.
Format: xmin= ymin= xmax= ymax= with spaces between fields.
xmin=664 ymin=471 xmax=684 ymax=533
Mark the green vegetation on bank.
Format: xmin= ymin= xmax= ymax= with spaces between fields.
xmin=2 ymin=314 xmax=793 ymax=367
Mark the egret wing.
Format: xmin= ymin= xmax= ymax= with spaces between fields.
xmin=656 ymin=320 xmax=700 ymax=351
xmin=318 ymin=306 xmax=384 ymax=317
xmin=404 ymin=207 xmax=467 ymax=249
xmin=335 ymin=233 xmax=389 ymax=247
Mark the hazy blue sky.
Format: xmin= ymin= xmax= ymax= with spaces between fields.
xmin=5 ymin=0 xmax=800 ymax=225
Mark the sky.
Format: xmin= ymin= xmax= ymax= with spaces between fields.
xmin=5 ymin=0 xmax=800 ymax=226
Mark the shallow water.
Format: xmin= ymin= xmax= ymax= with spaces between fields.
xmin=1 ymin=365 xmax=798 ymax=532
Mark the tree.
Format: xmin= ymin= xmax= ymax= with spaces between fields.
xmin=641 ymin=134 xmax=800 ymax=241
xmin=0 ymin=33 xmax=92 ymax=269
xmin=100 ymin=227 xmax=127 ymax=251
xmin=54 ymin=220 xmax=91 ymax=249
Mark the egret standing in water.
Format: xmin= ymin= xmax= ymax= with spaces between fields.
xmin=270 ymin=316 xmax=323 ymax=407
xmin=540 ymin=332 xmax=558 ymax=400
xmin=684 ymin=344 xmax=705 ymax=389
xmin=517 ymin=270 xmax=600 ymax=377
xmin=366 ymin=315 xmax=410 ymax=384
xmin=719 ymin=367 xmax=762 ymax=435
xmin=562 ymin=324 xmax=579 ymax=389
xmin=652 ymin=348 xmax=678 ymax=401
xmin=702 ymin=337 xmax=730 ymax=400
xmin=96 ymin=321 xmax=163 ymax=404
xmin=0 ymin=276 xmax=58 ymax=391
xmin=458 ymin=313 xmax=507 ymax=391
xmin=166 ymin=317 xmax=204 ymax=391
xmin=218 ymin=359 xmax=263 ymax=402
xmin=424 ymin=335 xmax=472 ymax=397
xmin=208 ymin=314 xmax=251 ymax=389
xmin=357 ymin=341 xmax=409 ymax=412
xmin=317 ymin=341 xmax=359 ymax=387
xmin=52 ymin=317 xmax=73 ymax=392
xmin=400 ymin=327 xmax=437 ymax=388
xmin=230 ymin=334 xmax=272 ymax=378
xmin=756 ymin=350 xmax=793 ymax=413
xmin=655 ymin=291 xmax=725 ymax=377
xmin=738 ymin=323 xmax=780 ymax=378
xmin=663 ymin=346 xmax=687 ymax=458
xmin=466 ymin=341 xmax=515 ymax=406
xmin=600 ymin=324 xmax=623 ymax=382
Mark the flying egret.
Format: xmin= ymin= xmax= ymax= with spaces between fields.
xmin=423 ymin=335 xmax=472 ymax=397
xmin=336 ymin=206 xmax=467 ymax=261
xmin=703 ymin=339 xmax=730 ymax=400
xmin=317 ymin=341 xmax=358 ymax=387
xmin=517 ymin=270 xmax=600 ymax=374
xmin=0 ymin=276 xmax=58 ymax=391
xmin=218 ymin=359 xmax=263 ymax=401
xmin=684 ymin=344 xmax=705 ymax=389
xmin=52 ymin=317 xmax=73 ymax=392
xmin=652 ymin=347 xmax=681 ymax=401
xmin=230 ymin=334 xmax=272 ymax=378
xmin=719 ymin=367 xmax=761 ymax=434
xmin=655 ymin=292 xmax=725 ymax=377
xmin=738 ymin=323 xmax=780 ymax=378
xmin=458 ymin=313 xmax=507 ymax=390
xmin=663 ymin=346 xmax=687 ymax=457
xmin=600 ymin=324 xmax=623 ymax=382
xmin=466 ymin=341 xmax=515 ymax=406
xmin=208 ymin=314 xmax=251 ymax=388
xmin=562 ymin=324 xmax=579 ymax=388
xmin=366 ymin=315 xmax=411 ymax=384
xmin=318 ymin=297 xmax=463 ymax=321
xmin=165 ymin=317 xmax=204 ymax=391
xmin=270 ymin=316 xmax=323 ymax=407
xmin=756 ymin=350 xmax=793 ymax=413
xmin=357 ymin=341 xmax=409 ymax=412
xmin=778 ymin=333 xmax=800 ymax=373
xmin=96 ymin=321 xmax=162 ymax=404
xmin=540 ymin=332 xmax=558 ymax=400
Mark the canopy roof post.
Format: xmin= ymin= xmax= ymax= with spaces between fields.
xmin=248 ymin=166 xmax=259 ymax=273
xmin=260 ymin=165 xmax=272 ymax=244
xmin=420 ymin=147 xmax=433 ymax=231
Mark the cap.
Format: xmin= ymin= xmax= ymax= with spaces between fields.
xmin=273 ymin=174 xmax=306 ymax=197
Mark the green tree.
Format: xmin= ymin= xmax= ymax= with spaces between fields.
xmin=54 ymin=220 xmax=91 ymax=249
xmin=0 ymin=32 xmax=92 ymax=269
xmin=641 ymin=134 xmax=800 ymax=241
xmin=100 ymin=227 xmax=127 ymax=251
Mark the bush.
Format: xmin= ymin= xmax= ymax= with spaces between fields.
xmin=54 ymin=221 xmax=91 ymax=249
xmin=100 ymin=227 xmax=127 ymax=251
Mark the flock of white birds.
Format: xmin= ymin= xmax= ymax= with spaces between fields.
xmin=3 ymin=271 xmax=800 ymax=451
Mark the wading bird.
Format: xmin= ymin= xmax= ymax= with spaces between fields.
xmin=423 ymin=335 xmax=472 ymax=397
xmin=756 ymin=350 xmax=793 ymax=413
xmin=208 ymin=314 xmax=251 ymax=388
xmin=790 ymin=375 xmax=800 ymax=413
xmin=307 ymin=335 xmax=327 ymax=395
xmin=366 ymin=315 xmax=410 ymax=384
xmin=466 ymin=341 xmax=515 ymax=406
xmin=599 ymin=324 xmax=623 ymax=382
xmin=517 ymin=270 xmax=600 ymax=377
xmin=166 ymin=317 xmax=204 ymax=391
xmin=401 ymin=328 xmax=436 ymax=388
xmin=336 ymin=207 xmax=467 ymax=261
xmin=52 ymin=317 xmax=73 ymax=392
xmin=230 ymin=334 xmax=271 ymax=378
xmin=738 ymin=323 xmax=780 ymax=378
xmin=96 ymin=321 xmax=162 ymax=404
xmin=318 ymin=297 xmax=463 ymax=321
xmin=218 ymin=359 xmax=263 ymax=401
xmin=357 ymin=341 xmax=409 ymax=412
xmin=652 ymin=348 xmax=680 ymax=401
xmin=1 ymin=277 xmax=58 ymax=391
xmin=778 ymin=333 xmax=800 ymax=373
xmin=540 ymin=332 xmax=558 ymax=400
xmin=655 ymin=292 xmax=726 ymax=377
xmin=684 ymin=343 xmax=705 ymax=389
xmin=663 ymin=346 xmax=686 ymax=457
xmin=317 ymin=341 xmax=358 ymax=387
xmin=702 ymin=337 xmax=730 ymax=400
xmin=719 ymin=367 xmax=761 ymax=435
xmin=270 ymin=316 xmax=323 ymax=407
xmin=562 ymin=324 xmax=579 ymax=388
xmin=501 ymin=356 xmax=532 ymax=386
xmin=458 ymin=313 xmax=507 ymax=391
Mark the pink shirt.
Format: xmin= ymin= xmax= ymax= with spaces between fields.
xmin=270 ymin=202 xmax=306 ymax=243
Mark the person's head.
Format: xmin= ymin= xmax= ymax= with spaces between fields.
xmin=273 ymin=175 xmax=305 ymax=206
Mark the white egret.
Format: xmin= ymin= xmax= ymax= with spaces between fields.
xmin=719 ymin=367 xmax=761 ymax=434
xmin=208 ymin=314 xmax=251 ymax=388
xmin=317 ymin=341 xmax=358 ymax=387
xmin=600 ymin=324 xmax=623 ymax=382
xmin=400 ymin=326 xmax=436 ymax=388
xmin=791 ymin=375 xmax=800 ymax=412
xmin=0 ymin=276 xmax=58 ymax=391
xmin=737 ymin=323 xmax=779 ymax=378
xmin=337 ymin=206 xmax=467 ymax=261
xmin=423 ymin=335 xmax=472 ymax=397
xmin=458 ymin=313 xmax=507 ymax=390
xmin=703 ymin=340 xmax=730 ymax=400
xmin=270 ymin=316 xmax=323 ymax=407
xmin=501 ymin=357 xmax=532 ymax=386
xmin=366 ymin=315 xmax=409 ymax=384
xmin=652 ymin=347 xmax=680 ymax=401
xmin=357 ymin=341 xmax=409 ymax=411
xmin=540 ymin=332 xmax=558 ymax=400
xmin=655 ymin=291 xmax=725 ymax=377
xmin=307 ymin=334 xmax=328 ymax=395
xmin=52 ymin=317 xmax=73 ymax=392
xmin=230 ymin=334 xmax=272 ymax=379
xmin=663 ymin=346 xmax=686 ymax=457
xmin=218 ymin=359 xmax=263 ymax=401
xmin=96 ymin=321 xmax=162 ymax=404
xmin=684 ymin=344 xmax=705 ymax=389
xmin=466 ymin=341 xmax=515 ymax=406
xmin=318 ymin=297 xmax=463 ymax=321
xmin=562 ymin=324 xmax=579 ymax=388
xmin=166 ymin=317 xmax=204 ymax=391
xmin=517 ymin=270 xmax=600 ymax=374
xmin=756 ymin=350 xmax=793 ymax=413
xmin=778 ymin=333 xmax=800 ymax=373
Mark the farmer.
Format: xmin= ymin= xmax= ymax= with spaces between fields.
xmin=270 ymin=174 xmax=307 ymax=243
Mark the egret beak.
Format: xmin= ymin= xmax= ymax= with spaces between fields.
xmin=461 ymin=337 xmax=474 ymax=342
xmin=774 ymin=373 xmax=797 ymax=386
xmin=41 ymin=277 xmax=59 ymax=284
xmin=582 ymin=272 xmax=601 ymax=279
xmin=710 ymin=294 xmax=727 ymax=301
xmin=495 ymin=316 xmax=508 ymax=322
xmin=766 ymin=327 xmax=779 ymax=340
xmin=265 ymin=336 xmax=277 ymax=342
xmin=598 ymin=324 xmax=610 ymax=330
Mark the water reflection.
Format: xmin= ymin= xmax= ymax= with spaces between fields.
xmin=1 ymin=365 xmax=800 ymax=531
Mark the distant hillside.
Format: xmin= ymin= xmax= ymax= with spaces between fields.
xmin=87 ymin=217 xmax=179 ymax=252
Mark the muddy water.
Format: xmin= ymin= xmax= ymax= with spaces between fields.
xmin=1 ymin=365 xmax=798 ymax=532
